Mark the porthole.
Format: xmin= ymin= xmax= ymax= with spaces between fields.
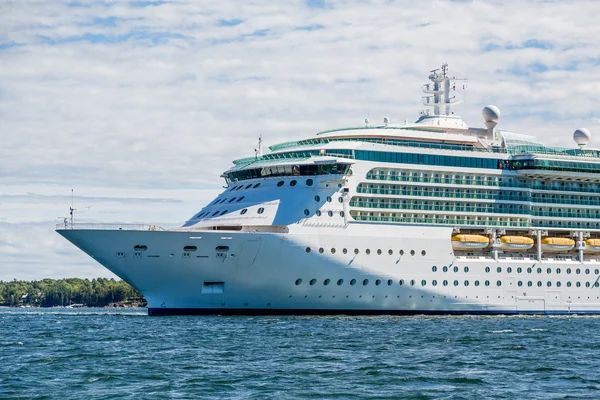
xmin=326 ymin=196 xmax=332 ymax=202
xmin=517 ymin=267 xmax=522 ymax=273
xmin=518 ymin=281 xmax=523 ymax=287
xmin=306 ymin=179 xmax=313 ymax=186
xmin=443 ymin=266 xmax=448 ymax=272
xmin=497 ymin=280 xmax=502 ymax=287
xmin=557 ymin=268 xmax=561 ymax=274
xmin=220 ymin=210 xmax=228 ymax=216
xmin=586 ymin=282 xmax=591 ymax=288
xmin=388 ymin=249 xmax=393 ymax=255
xmin=432 ymin=266 xmax=437 ymax=272
xmin=253 ymin=183 xmax=261 ymax=188
xmin=228 ymin=198 xmax=236 ymax=203
xmin=453 ymin=266 xmax=459 ymax=273
xmin=331 ymin=248 xmax=336 ymax=254
xmin=576 ymin=268 xmax=581 ymax=274
xmin=485 ymin=280 xmax=490 ymax=287
xmin=343 ymin=248 xmax=348 ymax=254
xmin=567 ymin=281 xmax=572 ymax=287
xmin=319 ymin=248 xmax=324 ymax=254
xmin=363 ymin=279 xmax=369 ymax=286
xmin=324 ymin=279 xmax=330 ymax=286
xmin=464 ymin=267 xmax=469 ymax=273
xmin=304 ymin=209 xmax=310 ymax=216
xmin=537 ymin=268 xmax=542 ymax=274
xmin=537 ymin=281 xmax=542 ymax=287
xmin=547 ymin=281 xmax=552 ymax=287
xmin=421 ymin=280 xmax=427 ymax=286
xmin=507 ymin=267 xmax=512 ymax=273
xmin=212 ymin=211 xmax=220 ymax=216
xmin=337 ymin=279 xmax=344 ymax=285
xmin=338 ymin=197 xmax=343 ymax=203
xmin=421 ymin=250 xmax=426 ymax=256
xmin=277 ymin=181 xmax=284 ymax=187
xmin=410 ymin=280 xmax=415 ymax=286
xmin=443 ymin=280 xmax=448 ymax=286
xmin=366 ymin=249 xmax=371 ymax=255
xmin=305 ymin=247 xmax=311 ymax=253
xmin=475 ymin=280 xmax=480 ymax=287
xmin=453 ymin=280 xmax=459 ymax=286
xmin=400 ymin=250 xmax=405 ymax=256
xmin=375 ymin=279 xmax=381 ymax=286
xmin=310 ymin=279 xmax=317 ymax=285
xmin=257 ymin=207 xmax=265 ymax=214
xmin=497 ymin=267 xmax=502 ymax=273
xmin=387 ymin=279 xmax=393 ymax=286
xmin=327 ymin=211 xmax=333 ymax=217
xmin=399 ymin=279 xmax=404 ymax=286
xmin=528 ymin=281 xmax=532 ymax=287
xmin=596 ymin=269 xmax=600 ymax=275
xmin=315 ymin=195 xmax=320 ymax=202
xmin=464 ymin=280 xmax=469 ymax=286
xmin=585 ymin=269 xmax=590 ymax=275
xmin=237 ymin=196 xmax=245 ymax=202
xmin=245 ymin=184 xmax=252 ymax=189
xmin=377 ymin=249 xmax=382 ymax=255
xmin=295 ymin=279 xmax=302 ymax=285
xmin=547 ymin=268 xmax=551 ymax=274
xmin=527 ymin=268 xmax=532 ymax=273
xmin=556 ymin=281 xmax=561 ymax=287
xmin=316 ymin=210 xmax=322 ymax=217
xmin=567 ymin=268 xmax=572 ymax=274
xmin=485 ymin=267 xmax=490 ymax=273
xmin=340 ymin=211 xmax=345 ymax=217
xmin=290 ymin=180 xmax=297 ymax=187
xmin=410 ymin=250 xmax=415 ymax=256
xmin=183 ymin=246 xmax=197 ymax=252
xmin=354 ymin=249 xmax=359 ymax=254
xmin=350 ymin=279 xmax=356 ymax=286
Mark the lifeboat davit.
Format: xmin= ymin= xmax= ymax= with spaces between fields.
xmin=499 ymin=236 xmax=534 ymax=251
xmin=541 ymin=237 xmax=575 ymax=252
xmin=451 ymin=234 xmax=489 ymax=250
xmin=585 ymin=239 xmax=600 ymax=253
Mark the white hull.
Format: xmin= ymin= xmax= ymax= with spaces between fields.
xmin=58 ymin=224 xmax=600 ymax=315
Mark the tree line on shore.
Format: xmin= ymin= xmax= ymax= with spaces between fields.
xmin=0 ymin=278 xmax=146 ymax=307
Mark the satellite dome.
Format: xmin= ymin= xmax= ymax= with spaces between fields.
xmin=482 ymin=105 xmax=500 ymax=123
xmin=573 ymin=128 xmax=591 ymax=147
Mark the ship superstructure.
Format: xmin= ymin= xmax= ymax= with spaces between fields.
xmin=58 ymin=65 xmax=600 ymax=315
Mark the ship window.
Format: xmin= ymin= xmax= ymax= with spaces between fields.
xmin=337 ymin=279 xmax=344 ymax=285
xmin=507 ymin=267 xmax=512 ymax=273
xmin=410 ymin=280 xmax=415 ymax=286
xmin=354 ymin=249 xmax=359 ymax=254
xmin=228 ymin=198 xmax=236 ymax=203
xmin=327 ymin=196 xmax=332 ymax=202
xmin=421 ymin=250 xmax=426 ymax=256
xmin=237 ymin=197 xmax=245 ymax=202
xmin=443 ymin=266 xmax=448 ymax=272
xmin=527 ymin=268 xmax=532 ymax=273
xmin=340 ymin=211 xmax=345 ymax=217
xmin=375 ymin=279 xmax=381 ymax=286
xmin=464 ymin=267 xmax=469 ymax=273
xmin=576 ymin=282 xmax=581 ymax=287
xmin=586 ymin=269 xmax=590 ymax=274
xmin=306 ymin=179 xmax=313 ymax=186
xmin=328 ymin=211 xmax=333 ymax=217
xmin=277 ymin=181 xmax=284 ymax=187
xmin=387 ymin=279 xmax=393 ymax=286
xmin=528 ymin=281 xmax=532 ymax=287
xmin=212 ymin=211 xmax=220 ymax=216
xmin=453 ymin=266 xmax=459 ymax=273
xmin=310 ymin=279 xmax=317 ymax=285
xmin=432 ymin=280 xmax=437 ymax=286
xmin=399 ymin=279 xmax=404 ymax=286
xmin=517 ymin=267 xmax=522 ymax=273
xmin=576 ymin=268 xmax=581 ymax=274
xmin=305 ymin=247 xmax=311 ymax=253
xmin=567 ymin=268 xmax=572 ymax=274
xmin=323 ymin=279 xmax=330 ymax=286
xmin=453 ymin=280 xmax=459 ymax=286
xmin=400 ymin=250 xmax=405 ymax=256
xmin=485 ymin=280 xmax=490 ymax=287
xmin=485 ymin=267 xmax=490 ymax=273
xmin=537 ymin=268 xmax=542 ymax=274
xmin=443 ymin=280 xmax=448 ymax=286
xmin=319 ymin=248 xmax=324 ymax=254
xmin=366 ymin=249 xmax=371 ymax=255
xmin=497 ymin=267 xmax=502 ymax=273
xmin=546 ymin=268 xmax=551 ymax=274
xmin=388 ymin=249 xmax=393 ymax=255
xmin=315 ymin=195 xmax=320 ymax=202
xmin=410 ymin=250 xmax=415 ymax=256
xmin=557 ymin=268 xmax=561 ymax=274
xmin=245 ymin=184 xmax=252 ymax=189
xmin=464 ymin=280 xmax=469 ymax=286
xmin=518 ymin=281 xmax=523 ymax=287
xmin=377 ymin=249 xmax=382 ymax=255
xmin=497 ymin=280 xmax=502 ymax=287
xmin=183 ymin=246 xmax=197 ymax=252
xmin=537 ymin=281 xmax=542 ymax=287
xmin=304 ymin=209 xmax=310 ymax=216
xmin=432 ymin=266 xmax=437 ymax=272
xmin=290 ymin=180 xmax=297 ymax=187
xmin=421 ymin=280 xmax=427 ymax=286
xmin=596 ymin=269 xmax=600 ymax=275
xmin=133 ymin=245 xmax=147 ymax=251
xmin=343 ymin=248 xmax=348 ymax=254
xmin=475 ymin=280 xmax=480 ymax=286
xmin=258 ymin=207 xmax=265 ymax=214
xmin=331 ymin=248 xmax=336 ymax=254
xmin=220 ymin=210 xmax=228 ymax=216
xmin=547 ymin=281 xmax=552 ymax=287
xmin=316 ymin=210 xmax=321 ymax=216
xmin=253 ymin=183 xmax=261 ymax=188
xmin=338 ymin=197 xmax=343 ymax=203
xmin=350 ymin=279 xmax=357 ymax=286
xmin=216 ymin=246 xmax=229 ymax=251
xmin=295 ymin=279 xmax=302 ymax=285
xmin=240 ymin=209 xmax=248 ymax=215
xmin=586 ymin=282 xmax=591 ymax=288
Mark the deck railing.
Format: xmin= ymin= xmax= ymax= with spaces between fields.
xmin=56 ymin=223 xmax=164 ymax=231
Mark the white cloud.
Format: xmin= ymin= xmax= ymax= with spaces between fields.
xmin=1 ymin=0 xmax=600 ymax=279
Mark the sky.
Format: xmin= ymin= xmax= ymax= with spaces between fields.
xmin=1 ymin=0 xmax=600 ymax=281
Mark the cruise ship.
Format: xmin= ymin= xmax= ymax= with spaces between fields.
xmin=58 ymin=64 xmax=600 ymax=315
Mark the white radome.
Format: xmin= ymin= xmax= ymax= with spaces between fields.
xmin=573 ymin=128 xmax=592 ymax=147
xmin=482 ymin=105 xmax=500 ymax=123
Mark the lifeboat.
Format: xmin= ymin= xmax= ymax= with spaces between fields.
xmin=451 ymin=234 xmax=489 ymax=250
xmin=499 ymin=236 xmax=534 ymax=251
xmin=585 ymin=239 xmax=600 ymax=253
xmin=541 ymin=237 xmax=575 ymax=252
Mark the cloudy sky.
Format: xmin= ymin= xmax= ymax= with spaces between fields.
xmin=1 ymin=0 xmax=600 ymax=280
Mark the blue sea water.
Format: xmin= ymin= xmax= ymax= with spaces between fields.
xmin=1 ymin=309 xmax=600 ymax=399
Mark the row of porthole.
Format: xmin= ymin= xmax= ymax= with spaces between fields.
xmin=213 ymin=196 xmax=245 ymax=206
xmin=304 ymin=209 xmax=345 ymax=218
xmin=306 ymin=247 xmax=426 ymax=256
xmin=229 ymin=182 xmax=261 ymax=191
xmin=240 ymin=207 xmax=265 ymax=215
xmin=296 ymin=278 xmax=600 ymax=288
xmin=315 ymin=195 xmax=344 ymax=203
xmin=431 ymin=266 xmax=600 ymax=275
xmin=277 ymin=179 xmax=314 ymax=187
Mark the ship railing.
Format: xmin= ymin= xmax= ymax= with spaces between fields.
xmin=56 ymin=223 xmax=165 ymax=231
